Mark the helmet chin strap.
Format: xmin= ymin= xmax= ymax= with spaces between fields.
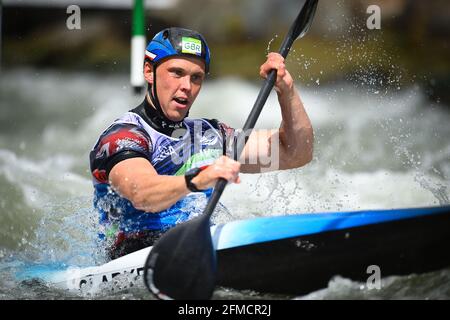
xmin=147 ymin=64 xmax=189 ymax=129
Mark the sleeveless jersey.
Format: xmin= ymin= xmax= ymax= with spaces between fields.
xmin=89 ymin=103 xmax=236 ymax=243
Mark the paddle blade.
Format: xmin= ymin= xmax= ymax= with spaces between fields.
xmin=143 ymin=216 xmax=217 ymax=300
xmin=292 ymin=0 xmax=319 ymax=40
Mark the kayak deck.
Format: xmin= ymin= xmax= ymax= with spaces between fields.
xmin=216 ymin=206 xmax=450 ymax=294
xmin=19 ymin=205 xmax=450 ymax=296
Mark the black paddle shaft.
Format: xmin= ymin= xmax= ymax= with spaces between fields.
xmin=144 ymin=0 xmax=319 ymax=300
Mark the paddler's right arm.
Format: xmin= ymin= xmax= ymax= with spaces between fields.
xmin=108 ymin=156 xmax=240 ymax=213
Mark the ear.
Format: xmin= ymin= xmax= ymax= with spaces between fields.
xmin=144 ymin=61 xmax=154 ymax=85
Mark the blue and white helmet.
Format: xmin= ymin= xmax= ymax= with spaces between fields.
xmin=145 ymin=27 xmax=211 ymax=73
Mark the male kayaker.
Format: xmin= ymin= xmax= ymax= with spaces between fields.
xmin=89 ymin=27 xmax=313 ymax=260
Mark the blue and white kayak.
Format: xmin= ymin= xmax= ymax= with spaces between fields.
xmin=19 ymin=205 xmax=450 ymax=295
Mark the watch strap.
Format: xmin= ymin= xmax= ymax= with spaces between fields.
xmin=185 ymin=167 xmax=202 ymax=192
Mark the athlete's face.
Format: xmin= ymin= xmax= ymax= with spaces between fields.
xmin=145 ymin=57 xmax=206 ymax=121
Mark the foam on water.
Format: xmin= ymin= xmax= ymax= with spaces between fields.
xmin=0 ymin=69 xmax=449 ymax=299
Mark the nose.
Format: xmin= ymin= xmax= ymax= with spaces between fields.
xmin=180 ymin=75 xmax=191 ymax=92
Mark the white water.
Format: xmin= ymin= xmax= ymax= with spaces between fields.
xmin=0 ymin=69 xmax=449 ymax=299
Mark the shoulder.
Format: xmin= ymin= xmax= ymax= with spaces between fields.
xmin=102 ymin=112 xmax=151 ymax=138
xmin=203 ymin=118 xmax=220 ymax=130
xmin=101 ymin=120 xmax=149 ymax=141
xmin=185 ymin=118 xmax=233 ymax=132
xmin=94 ymin=119 xmax=153 ymax=157
xmin=207 ymin=119 xmax=235 ymax=138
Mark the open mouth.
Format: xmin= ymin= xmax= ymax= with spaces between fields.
xmin=173 ymin=97 xmax=189 ymax=106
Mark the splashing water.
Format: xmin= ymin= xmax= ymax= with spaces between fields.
xmin=0 ymin=69 xmax=449 ymax=299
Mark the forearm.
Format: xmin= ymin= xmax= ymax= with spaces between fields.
xmin=133 ymin=175 xmax=191 ymax=213
xmin=242 ymin=52 xmax=313 ymax=172
xmin=112 ymin=172 xmax=190 ymax=213
xmin=110 ymin=156 xmax=241 ymax=213
xmin=277 ymin=87 xmax=314 ymax=168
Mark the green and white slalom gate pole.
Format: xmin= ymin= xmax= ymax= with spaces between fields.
xmin=0 ymin=0 xmax=3 ymax=72
xmin=131 ymin=0 xmax=145 ymax=94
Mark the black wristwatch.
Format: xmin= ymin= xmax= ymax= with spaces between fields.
xmin=185 ymin=167 xmax=202 ymax=192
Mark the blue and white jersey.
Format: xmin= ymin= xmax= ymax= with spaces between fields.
xmin=89 ymin=100 xmax=236 ymax=242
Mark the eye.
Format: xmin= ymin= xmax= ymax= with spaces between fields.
xmin=169 ymin=68 xmax=184 ymax=77
xmin=191 ymin=74 xmax=204 ymax=83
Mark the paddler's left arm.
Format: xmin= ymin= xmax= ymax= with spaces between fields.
xmin=239 ymin=52 xmax=314 ymax=173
